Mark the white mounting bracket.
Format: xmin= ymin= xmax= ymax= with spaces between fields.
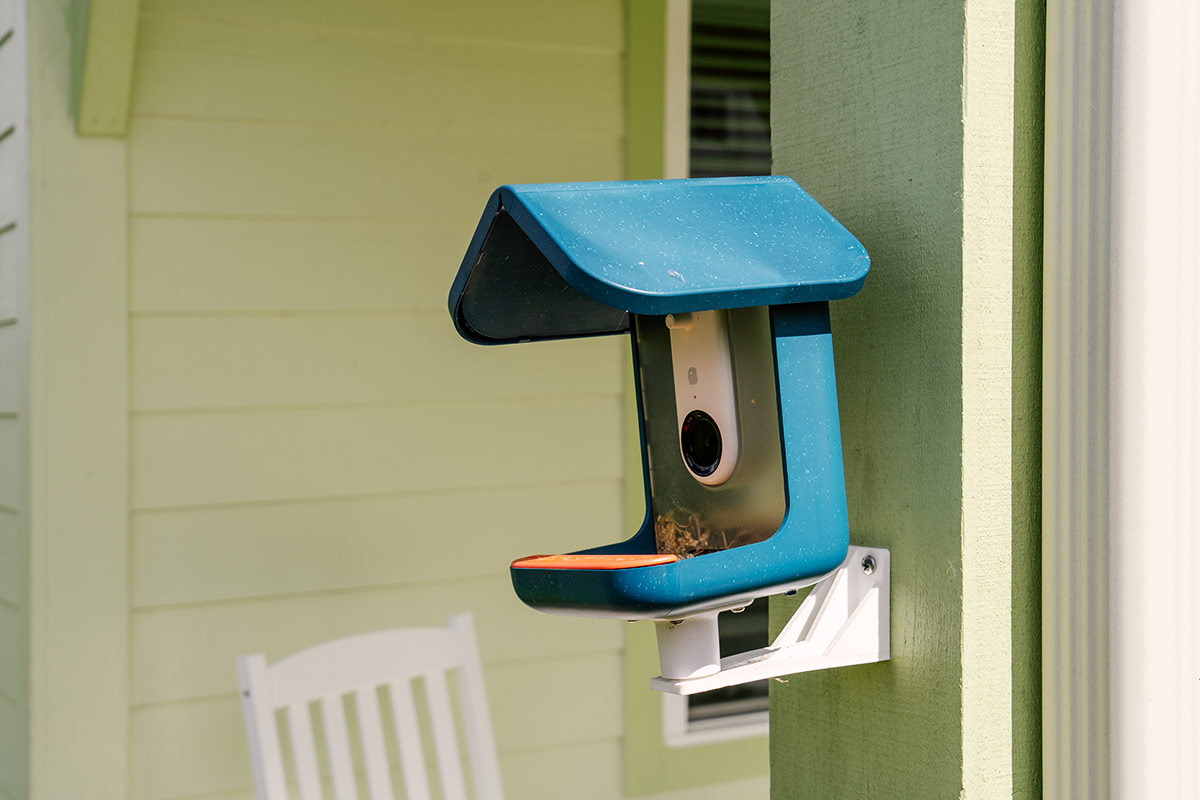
xmin=650 ymin=546 xmax=890 ymax=695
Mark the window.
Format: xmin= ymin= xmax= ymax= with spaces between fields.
xmin=661 ymin=598 xmax=770 ymax=747
xmin=662 ymin=0 xmax=773 ymax=747
xmin=688 ymin=3 xmax=771 ymax=178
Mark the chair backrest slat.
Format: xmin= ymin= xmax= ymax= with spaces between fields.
xmin=269 ymin=630 xmax=459 ymax=708
xmin=424 ymin=671 xmax=468 ymax=800
xmin=320 ymin=695 xmax=359 ymax=800
xmin=387 ymin=679 xmax=432 ymax=800
xmin=287 ymin=701 xmax=324 ymax=800
xmin=237 ymin=614 xmax=504 ymax=800
xmin=353 ymin=687 xmax=395 ymax=800
xmin=449 ymin=616 xmax=506 ymax=800
xmin=238 ymin=655 xmax=289 ymax=800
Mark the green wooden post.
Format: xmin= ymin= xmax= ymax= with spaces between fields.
xmin=768 ymin=1 xmax=1043 ymax=797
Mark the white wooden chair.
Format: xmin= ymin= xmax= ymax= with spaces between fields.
xmin=236 ymin=613 xmax=504 ymax=800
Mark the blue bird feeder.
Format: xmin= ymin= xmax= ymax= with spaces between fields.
xmin=448 ymin=176 xmax=889 ymax=690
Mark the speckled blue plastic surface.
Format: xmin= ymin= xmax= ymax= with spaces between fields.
xmin=449 ymin=176 xmax=869 ymax=345
xmin=507 ymin=303 xmax=850 ymax=619
xmin=447 ymin=177 xmax=869 ymax=619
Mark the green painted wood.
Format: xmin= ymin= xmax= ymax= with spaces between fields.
xmin=130 ymin=315 xmax=623 ymax=410
xmin=624 ymin=0 xmax=667 ymax=182
xmin=768 ymin=1 xmax=1041 ymax=798
xmin=1010 ymin=2 xmax=1045 ymax=797
xmin=130 ymin=483 xmax=622 ymax=607
xmin=130 ymin=399 xmax=623 ymax=509
xmin=128 ymin=118 xmax=621 ymax=219
xmin=140 ymin=0 xmax=622 ymax=49
xmin=132 ymin=16 xmax=622 ymax=137
xmin=77 ymin=0 xmax=141 ymax=135
xmin=129 ymin=220 xmax=467 ymax=313
xmin=28 ymin=0 xmax=132 ymax=796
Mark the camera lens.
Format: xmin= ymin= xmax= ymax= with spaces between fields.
xmin=681 ymin=410 xmax=722 ymax=478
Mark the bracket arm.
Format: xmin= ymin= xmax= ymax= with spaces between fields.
xmin=651 ymin=546 xmax=890 ymax=696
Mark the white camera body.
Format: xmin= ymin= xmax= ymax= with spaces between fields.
xmin=665 ymin=309 xmax=740 ymax=485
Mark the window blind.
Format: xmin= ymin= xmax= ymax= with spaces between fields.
xmin=689 ymin=5 xmax=771 ymax=178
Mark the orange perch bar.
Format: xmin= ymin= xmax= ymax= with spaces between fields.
xmin=512 ymin=553 xmax=679 ymax=570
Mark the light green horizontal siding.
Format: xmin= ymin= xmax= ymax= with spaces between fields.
xmin=132 ymin=15 xmax=623 ymax=137
xmin=126 ymin=1 xmax=629 ymax=798
xmin=131 ymin=316 xmax=623 ymax=410
xmin=130 ymin=399 xmax=622 ymax=509
xmin=129 ymin=220 xmax=472 ymax=313
xmin=129 ymin=119 xmax=620 ymax=220
xmin=131 ymin=483 xmax=622 ymax=608
xmin=139 ymin=0 xmax=622 ymax=48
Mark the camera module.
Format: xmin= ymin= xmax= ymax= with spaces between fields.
xmin=680 ymin=410 xmax=723 ymax=478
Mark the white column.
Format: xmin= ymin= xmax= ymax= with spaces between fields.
xmin=1108 ymin=1 xmax=1200 ymax=796
xmin=1044 ymin=1 xmax=1200 ymax=797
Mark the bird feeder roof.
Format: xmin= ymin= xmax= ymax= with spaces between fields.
xmin=448 ymin=175 xmax=869 ymax=345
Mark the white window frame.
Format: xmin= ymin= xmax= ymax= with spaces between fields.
xmin=1044 ymin=2 xmax=1200 ymax=796
xmin=661 ymin=690 xmax=768 ymax=748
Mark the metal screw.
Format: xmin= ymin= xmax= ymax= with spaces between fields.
xmin=861 ymin=555 xmax=877 ymax=575
xmin=731 ymin=606 xmax=746 ymax=614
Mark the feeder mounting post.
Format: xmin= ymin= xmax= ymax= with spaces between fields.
xmin=651 ymin=546 xmax=890 ymax=695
